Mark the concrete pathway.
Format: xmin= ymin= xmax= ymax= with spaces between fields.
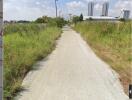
xmin=17 ymin=26 xmax=128 ymax=100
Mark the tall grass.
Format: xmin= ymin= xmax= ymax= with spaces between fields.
xmin=4 ymin=23 xmax=61 ymax=99
xmin=74 ymin=21 xmax=131 ymax=94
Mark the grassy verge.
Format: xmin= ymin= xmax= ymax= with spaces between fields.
xmin=4 ymin=23 xmax=61 ymax=99
xmin=74 ymin=21 xmax=132 ymax=95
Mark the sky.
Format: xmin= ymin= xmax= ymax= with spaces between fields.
xmin=3 ymin=0 xmax=132 ymax=21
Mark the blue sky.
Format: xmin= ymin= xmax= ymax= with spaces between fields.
xmin=4 ymin=0 xmax=132 ymax=21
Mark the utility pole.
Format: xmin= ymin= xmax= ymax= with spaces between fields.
xmin=55 ymin=0 xmax=58 ymax=17
xmin=59 ymin=10 xmax=62 ymax=17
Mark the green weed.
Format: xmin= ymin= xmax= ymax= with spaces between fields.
xmin=74 ymin=21 xmax=131 ymax=95
xmin=4 ymin=23 xmax=61 ymax=99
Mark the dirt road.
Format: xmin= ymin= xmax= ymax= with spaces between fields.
xmin=17 ymin=26 xmax=128 ymax=100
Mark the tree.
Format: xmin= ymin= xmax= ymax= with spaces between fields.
xmin=35 ymin=16 xmax=49 ymax=23
xmin=89 ymin=17 xmax=93 ymax=20
xmin=35 ymin=16 xmax=66 ymax=28
xmin=119 ymin=18 xmax=125 ymax=22
xmin=79 ymin=13 xmax=83 ymax=21
xmin=54 ymin=17 xmax=65 ymax=28
xmin=72 ymin=16 xmax=80 ymax=24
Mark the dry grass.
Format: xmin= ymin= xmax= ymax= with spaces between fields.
xmin=74 ymin=21 xmax=132 ymax=95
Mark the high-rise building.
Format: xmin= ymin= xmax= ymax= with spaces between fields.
xmin=0 ymin=0 xmax=2 ymax=18
xmin=123 ymin=10 xmax=130 ymax=19
xmin=88 ymin=2 xmax=94 ymax=16
xmin=102 ymin=2 xmax=109 ymax=16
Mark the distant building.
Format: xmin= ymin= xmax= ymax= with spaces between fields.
xmin=102 ymin=2 xmax=109 ymax=16
xmin=88 ymin=2 xmax=94 ymax=16
xmin=123 ymin=10 xmax=130 ymax=19
xmin=83 ymin=16 xmax=118 ymax=22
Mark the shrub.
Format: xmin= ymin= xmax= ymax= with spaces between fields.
xmin=4 ymin=23 xmax=61 ymax=99
xmin=35 ymin=16 xmax=66 ymax=28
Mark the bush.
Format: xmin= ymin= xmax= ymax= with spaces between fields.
xmin=72 ymin=16 xmax=80 ymax=24
xmin=72 ymin=14 xmax=84 ymax=24
xmin=55 ymin=17 xmax=66 ymax=28
xmin=119 ymin=18 xmax=125 ymax=22
xmin=35 ymin=16 xmax=66 ymax=28
xmin=35 ymin=16 xmax=49 ymax=23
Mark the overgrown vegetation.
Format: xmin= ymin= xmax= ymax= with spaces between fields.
xmin=72 ymin=14 xmax=83 ymax=24
xmin=74 ymin=21 xmax=131 ymax=95
xmin=4 ymin=23 xmax=62 ymax=99
xmin=35 ymin=16 xmax=66 ymax=28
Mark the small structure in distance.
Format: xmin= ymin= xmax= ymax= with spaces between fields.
xmin=83 ymin=16 xmax=118 ymax=21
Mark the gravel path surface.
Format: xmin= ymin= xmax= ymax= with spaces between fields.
xmin=17 ymin=26 xmax=128 ymax=100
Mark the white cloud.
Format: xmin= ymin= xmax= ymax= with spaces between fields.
xmin=36 ymin=2 xmax=40 ymax=5
xmin=115 ymin=0 xmax=132 ymax=10
xmin=3 ymin=0 xmax=56 ymax=20
xmin=66 ymin=1 xmax=84 ymax=9
xmin=94 ymin=3 xmax=102 ymax=15
xmin=109 ymin=0 xmax=132 ymax=18
xmin=94 ymin=3 xmax=102 ymax=9
xmin=66 ymin=1 xmax=86 ymax=16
